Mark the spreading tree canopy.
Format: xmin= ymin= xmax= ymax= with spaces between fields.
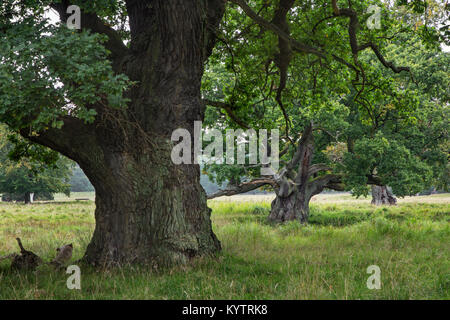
xmin=0 ymin=0 xmax=447 ymax=265
xmin=203 ymin=3 xmax=448 ymax=222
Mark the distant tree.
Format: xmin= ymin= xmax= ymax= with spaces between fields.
xmin=204 ymin=27 xmax=448 ymax=221
xmin=371 ymin=186 xmax=397 ymax=205
xmin=0 ymin=0 xmax=447 ymax=264
xmin=0 ymin=126 xmax=72 ymax=203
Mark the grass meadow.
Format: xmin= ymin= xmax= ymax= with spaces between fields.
xmin=0 ymin=192 xmax=448 ymax=299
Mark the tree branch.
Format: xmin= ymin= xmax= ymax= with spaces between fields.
xmin=308 ymin=163 xmax=332 ymax=177
xmin=203 ymin=99 xmax=250 ymax=129
xmin=308 ymin=174 xmax=344 ymax=198
xmin=229 ymin=0 xmax=405 ymax=82
xmin=204 ymin=0 xmax=227 ymax=60
xmin=286 ymin=122 xmax=313 ymax=171
xmin=50 ymin=1 xmax=129 ymax=71
xmin=357 ymin=42 xmax=410 ymax=73
xmin=229 ymin=0 xmax=325 ymax=57
xmin=19 ymin=116 xmax=97 ymax=167
xmin=331 ymin=3 xmax=410 ymax=74
xmin=207 ymin=177 xmax=276 ymax=199
xmin=271 ymin=0 xmax=295 ymax=138
xmin=230 ymin=0 xmax=410 ymax=93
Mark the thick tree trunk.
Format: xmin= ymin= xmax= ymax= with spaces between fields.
xmin=81 ymin=1 xmax=225 ymax=266
xmin=21 ymin=0 xmax=225 ymax=267
xmin=268 ymin=125 xmax=316 ymax=223
xmin=24 ymin=192 xmax=32 ymax=204
xmin=371 ymin=185 xmax=397 ymax=205
xmin=82 ymin=144 xmax=221 ymax=266
xmin=268 ymin=172 xmax=343 ymax=223
xmin=269 ymin=189 xmax=311 ymax=223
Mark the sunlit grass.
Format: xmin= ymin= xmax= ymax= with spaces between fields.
xmin=0 ymin=193 xmax=448 ymax=299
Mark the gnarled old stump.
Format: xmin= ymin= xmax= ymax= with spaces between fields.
xmin=208 ymin=123 xmax=346 ymax=224
xmin=371 ymin=186 xmax=397 ymax=205
xmin=10 ymin=238 xmax=43 ymax=271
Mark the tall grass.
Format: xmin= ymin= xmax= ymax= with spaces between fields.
xmin=0 ymin=193 xmax=448 ymax=299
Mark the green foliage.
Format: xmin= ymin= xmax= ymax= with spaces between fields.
xmin=203 ymin=5 xmax=449 ymax=196
xmin=340 ymin=33 xmax=449 ymax=196
xmin=342 ymin=133 xmax=433 ymax=196
xmin=0 ymin=10 xmax=132 ymax=132
xmin=0 ymin=126 xmax=73 ymax=200
xmin=0 ymin=0 xmax=445 ymax=199
xmin=395 ymin=0 xmax=449 ymax=46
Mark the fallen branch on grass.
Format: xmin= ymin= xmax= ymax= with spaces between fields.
xmin=10 ymin=238 xmax=43 ymax=271
xmin=0 ymin=238 xmax=73 ymax=271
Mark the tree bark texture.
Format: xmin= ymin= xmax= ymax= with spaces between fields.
xmin=371 ymin=185 xmax=397 ymax=205
xmin=22 ymin=0 xmax=226 ymax=266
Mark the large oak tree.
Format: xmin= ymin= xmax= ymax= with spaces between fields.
xmin=0 ymin=0 xmax=446 ymax=265
xmin=203 ymin=1 xmax=448 ymax=221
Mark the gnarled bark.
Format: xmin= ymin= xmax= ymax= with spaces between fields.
xmin=371 ymin=185 xmax=397 ymax=205
xmin=269 ymin=189 xmax=311 ymax=223
xmin=269 ymin=123 xmax=315 ymax=223
xmin=82 ymin=144 xmax=221 ymax=266
xmin=20 ymin=0 xmax=226 ymax=267
xmin=268 ymin=173 xmax=344 ymax=223
xmin=208 ymin=124 xmax=345 ymax=224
